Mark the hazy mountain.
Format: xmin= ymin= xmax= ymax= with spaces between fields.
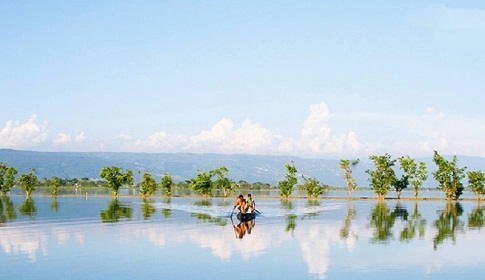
xmin=1 ymin=149 xmax=484 ymax=188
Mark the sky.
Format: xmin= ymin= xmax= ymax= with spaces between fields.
xmin=1 ymin=1 xmax=484 ymax=159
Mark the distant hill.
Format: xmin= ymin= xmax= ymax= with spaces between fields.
xmin=1 ymin=149 xmax=484 ymax=188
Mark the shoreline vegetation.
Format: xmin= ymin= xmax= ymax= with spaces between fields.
xmin=2 ymin=150 xmax=485 ymax=201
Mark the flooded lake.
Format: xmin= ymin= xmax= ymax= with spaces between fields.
xmin=2 ymin=194 xmax=485 ymax=279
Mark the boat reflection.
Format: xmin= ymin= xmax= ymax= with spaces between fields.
xmin=230 ymin=213 xmax=256 ymax=239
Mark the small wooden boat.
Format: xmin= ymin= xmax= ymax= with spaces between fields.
xmin=237 ymin=212 xmax=257 ymax=222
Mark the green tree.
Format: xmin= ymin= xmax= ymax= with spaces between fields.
xmin=393 ymin=175 xmax=409 ymax=199
xmin=190 ymin=170 xmax=213 ymax=197
xmin=139 ymin=172 xmax=158 ymax=197
xmin=301 ymin=175 xmax=324 ymax=198
xmin=339 ymin=159 xmax=359 ymax=198
xmin=366 ymin=154 xmax=397 ymax=200
xmin=50 ymin=177 xmax=61 ymax=196
xmin=161 ymin=173 xmax=173 ymax=197
xmin=212 ymin=166 xmax=233 ymax=197
xmin=0 ymin=163 xmax=17 ymax=195
xmin=467 ymin=170 xmax=485 ymax=201
xmin=432 ymin=151 xmax=467 ymax=200
xmin=278 ymin=162 xmax=298 ymax=198
xmin=99 ymin=166 xmax=134 ymax=196
xmin=398 ymin=156 xmax=428 ymax=199
xmin=19 ymin=169 xmax=39 ymax=197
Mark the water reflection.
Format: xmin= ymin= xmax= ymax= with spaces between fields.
xmin=0 ymin=196 xmax=16 ymax=225
xmin=340 ymin=201 xmax=357 ymax=239
xmin=433 ymin=201 xmax=464 ymax=250
xmin=162 ymin=198 xmax=172 ymax=218
xmin=100 ymin=199 xmax=133 ymax=223
xmin=50 ymin=197 xmax=59 ymax=213
xmin=400 ymin=201 xmax=426 ymax=242
xmin=230 ymin=215 xmax=256 ymax=239
xmin=368 ymin=201 xmax=408 ymax=243
xmin=141 ymin=198 xmax=156 ymax=220
xmin=191 ymin=213 xmax=227 ymax=226
xmin=468 ymin=203 xmax=485 ymax=229
xmin=19 ymin=197 xmax=36 ymax=220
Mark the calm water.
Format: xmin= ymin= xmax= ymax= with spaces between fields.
xmin=1 ymin=195 xmax=485 ymax=279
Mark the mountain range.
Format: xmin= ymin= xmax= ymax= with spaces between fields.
xmin=1 ymin=149 xmax=484 ymax=188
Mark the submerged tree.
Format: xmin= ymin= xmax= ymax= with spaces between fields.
xmin=399 ymin=156 xmax=428 ymax=199
xmin=278 ymin=162 xmax=298 ymax=198
xmin=0 ymin=163 xmax=17 ymax=195
xmin=301 ymin=175 xmax=324 ymax=198
xmin=99 ymin=166 xmax=134 ymax=196
xmin=432 ymin=151 xmax=467 ymax=200
xmin=190 ymin=170 xmax=213 ymax=197
xmin=212 ymin=166 xmax=233 ymax=197
xmin=139 ymin=172 xmax=158 ymax=197
xmin=161 ymin=173 xmax=173 ymax=197
xmin=339 ymin=159 xmax=359 ymax=198
xmin=366 ymin=154 xmax=397 ymax=200
xmin=19 ymin=169 xmax=39 ymax=197
xmin=467 ymin=170 xmax=485 ymax=201
xmin=393 ymin=175 xmax=409 ymax=199
xmin=49 ymin=177 xmax=61 ymax=196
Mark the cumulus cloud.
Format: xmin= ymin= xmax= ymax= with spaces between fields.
xmin=0 ymin=115 xmax=48 ymax=148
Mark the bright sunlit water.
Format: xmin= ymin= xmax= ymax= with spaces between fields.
xmin=2 ymin=195 xmax=485 ymax=279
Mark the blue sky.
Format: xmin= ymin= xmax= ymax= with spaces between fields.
xmin=1 ymin=1 xmax=484 ymax=159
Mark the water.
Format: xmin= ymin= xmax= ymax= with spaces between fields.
xmin=1 ymin=195 xmax=485 ymax=279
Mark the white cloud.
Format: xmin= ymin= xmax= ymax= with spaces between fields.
xmin=75 ymin=132 xmax=86 ymax=142
xmin=0 ymin=115 xmax=49 ymax=148
xmin=53 ymin=133 xmax=71 ymax=144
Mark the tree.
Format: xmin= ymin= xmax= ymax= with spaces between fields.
xmin=432 ymin=151 xmax=467 ymax=200
xmin=366 ymin=154 xmax=397 ymax=200
xmin=339 ymin=159 xmax=359 ymax=198
xmin=467 ymin=170 xmax=485 ymax=201
xmin=301 ymin=175 xmax=324 ymax=198
xmin=139 ymin=172 xmax=158 ymax=197
xmin=50 ymin=177 xmax=61 ymax=196
xmin=190 ymin=170 xmax=213 ymax=197
xmin=99 ymin=166 xmax=134 ymax=196
xmin=0 ymin=163 xmax=17 ymax=195
xmin=398 ymin=156 xmax=428 ymax=199
xmin=393 ymin=175 xmax=409 ymax=199
xmin=278 ymin=162 xmax=298 ymax=198
xmin=19 ymin=169 xmax=39 ymax=197
xmin=161 ymin=173 xmax=173 ymax=197
xmin=212 ymin=166 xmax=233 ymax=197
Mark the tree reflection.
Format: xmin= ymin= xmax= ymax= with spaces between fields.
xmin=19 ymin=197 xmax=37 ymax=220
xmin=468 ymin=202 xmax=485 ymax=229
xmin=50 ymin=196 xmax=59 ymax=213
xmin=194 ymin=199 xmax=212 ymax=207
xmin=1 ymin=196 xmax=17 ymax=225
xmin=303 ymin=199 xmax=320 ymax=219
xmin=280 ymin=199 xmax=293 ymax=210
xmin=400 ymin=201 xmax=426 ymax=242
xmin=285 ymin=214 xmax=297 ymax=233
xmin=162 ymin=198 xmax=172 ymax=219
xmin=100 ymin=199 xmax=133 ymax=223
xmin=191 ymin=213 xmax=227 ymax=226
xmin=369 ymin=202 xmax=408 ymax=243
xmin=433 ymin=202 xmax=464 ymax=250
xmin=141 ymin=198 xmax=156 ymax=220
xmin=340 ymin=201 xmax=357 ymax=239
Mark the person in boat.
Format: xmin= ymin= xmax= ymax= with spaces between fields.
xmin=246 ymin=193 xmax=256 ymax=213
xmin=231 ymin=194 xmax=247 ymax=215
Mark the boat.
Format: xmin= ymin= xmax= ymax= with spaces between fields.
xmin=237 ymin=211 xmax=257 ymax=222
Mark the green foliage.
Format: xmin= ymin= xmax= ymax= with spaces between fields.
xmin=19 ymin=197 xmax=36 ymax=219
xmin=433 ymin=202 xmax=464 ymax=250
xmin=0 ymin=196 xmax=17 ymax=224
xmin=432 ymin=151 xmax=467 ymax=200
xmin=468 ymin=205 xmax=485 ymax=229
xmin=161 ymin=173 xmax=173 ymax=197
xmin=0 ymin=163 xmax=17 ymax=195
xmin=301 ymin=175 xmax=324 ymax=198
xmin=398 ymin=156 xmax=428 ymax=199
xmin=400 ymin=202 xmax=427 ymax=242
xmin=49 ymin=177 xmax=61 ymax=196
xmin=467 ymin=170 xmax=485 ymax=201
xmin=393 ymin=175 xmax=409 ymax=199
xmin=141 ymin=198 xmax=156 ymax=220
xmin=366 ymin=154 xmax=397 ymax=200
xmin=139 ymin=172 xmax=158 ymax=197
xmin=212 ymin=166 xmax=233 ymax=197
xmin=19 ymin=169 xmax=39 ymax=197
xmin=99 ymin=166 xmax=134 ymax=196
xmin=190 ymin=170 xmax=213 ymax=197
xmin=339 ymin=159 xmax=359 ymax=198
xmin=278 ymin=162 xmax=298 ymax=198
